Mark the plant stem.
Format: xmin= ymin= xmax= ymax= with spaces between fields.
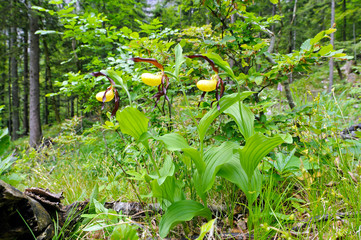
xmin=147 ymin=148 xmax=161 ymax=177
xmin=110 ymin=155 xmax=144 ymax=209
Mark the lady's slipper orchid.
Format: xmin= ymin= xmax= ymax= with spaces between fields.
xmin=96 ymin=87 xmax=115 ymax=102
xmin=141 ymin=73 xmax=162 ymax=87
xmin=187 ymin=55 xmax=225 ymax=110
xmin=91 ymin=72 xmax=120 ymax=117
xmin=131 ymin=57 xmax=170 ymax=109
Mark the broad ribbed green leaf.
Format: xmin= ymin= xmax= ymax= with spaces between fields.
xmin=157 ymin=133 xmax=189 ymax=151
xmin=194 ymin=142 xmax=238 ymax=202
xmin=224 ymin=102 xmax=255 ymax=140
xmin=0 ymin=128 xmax=10 ymax=156
xmin=157 ymin=133 xmax=205 ymax=172
xmin=174 ymin=44 xmax=185 ymax=78
xmin=198 ymin=92 xmax=254 ymax=143
xmin=151 ymin=176 xmax=185 ymax=210
xmin=203 ymin=52 xmax=236 ymax=80
xmin=159 ymin=200 xmax=212 ymax=238
xmin=196 ymin=219 xmax=216 ymax=240
xmin=238 ymin=133 xmax=285 ymax=179
xmin=182 ymin=148 xmax=205 ymax=173
xmin=116 ymin=107 xmax=148 ymax=140
xmin=148 ymin=155 xmax=175 ymax=185
xmin=218 ymin=156 xmax=262 ymax=204
xmin=111 ymin=223 xmax=139 ymax=240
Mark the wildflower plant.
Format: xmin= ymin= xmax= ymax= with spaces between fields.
xmin=91 ymin=44 xmax=294 ymax=238
xmin=91 ymin=24 xmax=347 ymax=236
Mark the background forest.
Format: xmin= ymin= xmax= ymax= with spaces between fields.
xmin=1 ymin=0 xmax=361 ymax=239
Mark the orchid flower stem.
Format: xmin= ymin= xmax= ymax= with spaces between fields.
xmin=114 ymin=84 xmax=132 ymax=106
xmin=178 ymin=77 xmax=204 ymax=158
xmin=147 ymin=148 xmax=160 ymax=177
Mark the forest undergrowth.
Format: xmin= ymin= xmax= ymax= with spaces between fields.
xmin=4 ymin=68 xmax=361 ymax=239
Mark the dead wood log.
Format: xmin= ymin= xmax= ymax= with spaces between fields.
xmin=0 ymin=180 xmax=54 ymax=240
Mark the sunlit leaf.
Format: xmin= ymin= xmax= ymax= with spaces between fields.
xmin=218 ymin=156 xmax=262 ymax=204
xmin=238 ymin=133 xmax=287 ymax=179
xmin=159 ymin=200 xmax=212 ymax=238
xmin=116 ymin=107 xmax=148 ymax=140
xmin=224 ymin=102 xmax=255 ymax=140
xmin=198 ymin=92 xmax=254 ymax=143
xmin=174 ymin=44 xmax=185 ymax=78
xmin=0 ymin=128 xmax=10 ymax=156
xmin=194 ymin=141 xmax=239 ymax=201
xmin=157 ymin=133 xmax=189 ymax=151
xmin=111 ymin=223 xmax=139 ymax=240
xmin=203 ymin=52 xmax=237 ymax=80
xmin=196 ymin=219 xmax=216 ymax=240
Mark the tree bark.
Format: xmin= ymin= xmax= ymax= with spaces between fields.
xmin=43 ymin=39 xmax=61 ymax=124
xmin=23 ymin=28 xmax=29 ymax=135
xmin=283 ymin=0 xmax=297 ymax=109
xmin=342 ymin=0 xmax=346 ymax=41
xmin=10 ymin=0 xmax=19 ymax=140
xmin=285 ymin=74 xmax=296 ymax=109
xmin=328 ymin=0 xmax=335 ymax=93
xmin=29 ymin=2 xmax=42 ymax=147
xmin=7 ymin=39 xmax=12 ymax=136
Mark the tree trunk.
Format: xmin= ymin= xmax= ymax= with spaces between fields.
xmin=283 ymin=0 xmax=297 ymax=109
xmin=7 ymin=45 xmax=12 ymax=136
xmin=285 ymin=75 xmax=296 ymax=109
xmin=29 ymin=2 xmax=42 ymax=147
xmin=353 ymin=23 xmax=357 ymax=63
xmin=10 ymin=0 xmax=19 ymax=140
xmin=335 ymin=62 xmax=343 ymax=80
xmin=23 ymin=28 xmax=29 ymax=135
xmin=44 ymin=74 xmax=49 ymax=125
xmin=43 ymin=39 xmax=61 ymax=124
xmin=70 ymin=97 xmax=74 ymax=117
xmin=342 ymin=0 xmax=346 ymax=41
xmin=0 ymin=73 xmax=5 ymax=127
xmin=328 ymin=0 xmax=335 ymax=93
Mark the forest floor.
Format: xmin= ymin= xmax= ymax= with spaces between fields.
xmin=4 ymin=68 xmax=361 ymax=239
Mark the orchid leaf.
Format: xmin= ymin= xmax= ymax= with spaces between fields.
xmin=159 ymin=200 xmax=211 ymax=238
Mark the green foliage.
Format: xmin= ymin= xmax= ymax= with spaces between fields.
xmin=5 ymin=0 xmax=361 ymax=238
xmin=195 ymin=218 xmax=216 ymax=240
xmin=115 ymin=107 xmax=148 ymax=141
xmin=158 ymin=200 xmax=212 ymax=238
xmin=0 ymin=128 xmax=10 ymax=156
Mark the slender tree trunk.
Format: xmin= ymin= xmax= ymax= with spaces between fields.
xmin=0 ymin=73 xmax=5 ymax=106
xmin=0 ymin=73 xmax=5 ymax=127
xmin=29 ymin=3 xmax=42 ymax=147
xmin=335 ymin=62 xmax=343 ymax=80
xmin=283 ymin=0 xmax=297 ymax=109
xmin=43 ymin=39 xmax=61 ymax=123
xmin=10 ymin=0 xmax=19 ymax=140
xmin=342 ymin=0 xmax=346 ymax=41
xmin=70 ymin=97 xmax=74 ymax=117
xmin=7 ymin=38 xmax=12 ymax=136
xmin=353 ymin=23 xmax=357 ymax=63
xmin=44 ymin=73 xmax=49 ymax=125
xmin=284 ymin=78 xmax=295 ymax=109
xmin=328 ymin=0 xmax=335 ymax=93
xmin=23 ymin=28 xmax=29 ymax=135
